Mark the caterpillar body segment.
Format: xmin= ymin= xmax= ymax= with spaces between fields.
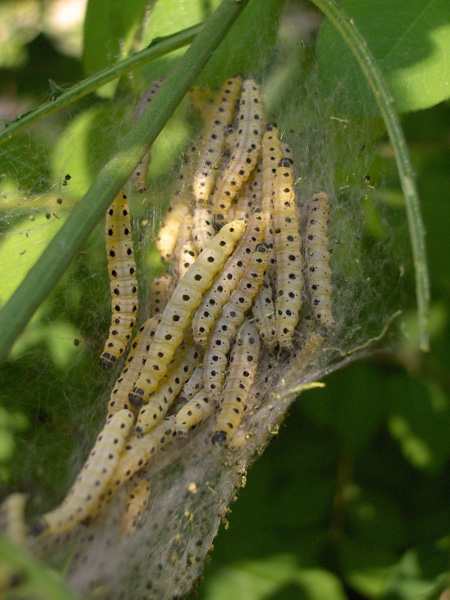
xmin=305 ymin=192 xmax=334 ymax=328
xmin=290 ymin=329 xmax=326 ymax=370
xmin=156 ymin=142 xmax=198 ymax=264
xmin=173 ymin=214 xmax=197 ymax=283
xmin=272 ymin=158 xmax=303 ymax=349
xmin=228 ymin=163 xmax=262 ymax=222
xmin=0 ymin=493 xmax=28 ymax=549
xmin=133 ymin=77 xmax=166 ymax=122
xmin=193 ymin=74 xmax=243 ymax=206
xmin=119 ymin=477 xmax=151 ymax=536
xmin=224 ymin=123 xmax=236 ymax=154
xmin=100 ymin=189 xmax=138 ymax=371
xmin=251 ymin=132 xmax=279 ymax=345
xmin=135 ymin=332 xmax=203 ymax=434
xmin=131 ymin=77 xmax=166 ymax=193
xmin=211 ymin=79 xmax=265 ymax=224
xmin=261 ymin=123 xmax=282 ymax=245
xmin=175 ymin=389 xmax=211 ymax=436
xmin=150 ymin=272 xmax=174 ymax=317
xmin=107 ymin=416 xmax=177 ymax=493
xmin=129 ymin=220 xmax=246 ymax=408
xmin=252 ymin=272 xmax=277 ymax=347
xmin=31 ymin=410 xmax=134 ymax=537
xmin=212 ymin=321 xmax=260 ymax=446
xmin=156 ymin=202 xmax=190 ymax=265
xmin=107 ymin=316 xmax=161 ymax=420
xmin=192 ymin=209 xmax=265 ymax=345
xmin=204 ymin=242 xmax=269 ymax=401
xmin=178 ymin=365 xmax=205 ymax=404
xmin=192 ymin=205 xmax=215 ymax=253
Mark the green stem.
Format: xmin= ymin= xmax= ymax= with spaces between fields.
xmin=0 ymin=535 xmax=80 ymax=600
xmin=311 ymin=0 xmax=430 ymax=352
xmin=0 ymin=0 xmax=251 ymax=363
xmin=0 ymin=24 xmax=202 ymax=146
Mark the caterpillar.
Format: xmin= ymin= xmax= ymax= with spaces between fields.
xmin=192 ymin=205 xmax=215 ymax=253
xmin=251 ymin=275 xmax=276 ymax=347
xmin=203 ymin=242 xmax=269 ymax=401
xmin=193 ymin=74 xmax=243 ymax=206
xmin=211 ymin=79 xmax=265 ymax=224
xmin=261 ymin=123 xmax=282 ymax=243
xmin=304 ymin=192 xmax=334 ymax=328
xmin=211 ymin=321 xmax=260 ymax=446
xmin=290 ymin=329 xmax=326 ymax=370
xmin=107 ymin=416 xmax=177 ymax=494
xmin=107 ymin=315 xmax=161 ymax=420
xmin=128 ymin=220 xmax=246 ymax=408
xmin=178 ymin=365 xmax=205 ymax=404
xmin=228 ymin=163 xmax=262 ymax=222
xmin=175 ymin=389 xmax=211 ymax=436
xmin=272 ymin=158 xmax=303 ymax=349
xmin=131 ymin=77 xmax=165 ymax=193
xmin=100 ymin=189 xmax=138 ymax=371
xmin=192 ymin=209 xmax=265 ymax=345
xmin=252 ymin=127 xmax=279 ymax=346
xmin=173 ymin=214 xmax=198 ymax=283
xmin=186 ymin=85 xmax=216 ymax=116
xmin=224 ymin=123 xmax=236 ymax=154
xmin=156 ymin=202 xmax=190 ymax=264
xmin=156 ymin=142 xmax=198 ymax=264
xmin=119 ymin=477 xmax=151 ymax=536
xmin=135 ymin=330 xmax=203 ymax=435
xmin=0 ymin=493 xmax=28 ymax=549
xmin=32 ymin=410 xmax=134 ymax=537
xmin=150 ymin=272 xmax=174 ymax=317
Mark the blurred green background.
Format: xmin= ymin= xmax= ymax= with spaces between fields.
xmin=1 ymin=1 xmax=450 ymax=599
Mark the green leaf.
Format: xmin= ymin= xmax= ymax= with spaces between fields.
xmin=302 ymin=363 xmax=387 ymax=456
xmin=317 ymin=0 xmax=450 ymax=115
xmin=340 ymin=537 xmax=398 ymax=597
xmin=140 ymin=0 xmax=280 ymax=88
xmin=387 ymin=375 xmax=450 ymax=471
xmin=197 ymin=0 xmax=280 ymax=87
xmin=83 ymin=0 xmax=148 ymax=96
xmin=0 ymin=213 xmax=66 ymax=307
xmin=203 ymin=556 xmax=347 ymax=600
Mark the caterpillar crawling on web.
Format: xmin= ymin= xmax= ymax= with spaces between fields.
xmin=100 ymin=189 xmax=138 ymax=371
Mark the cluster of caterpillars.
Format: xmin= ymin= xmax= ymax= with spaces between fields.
xmin=1 ymin=75 xmax=335 ymax=559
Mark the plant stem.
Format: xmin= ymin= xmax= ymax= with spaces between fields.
xmin=0 ymin=0 xmax=251 ymax=363
xmin=311 ymin=0 xmax=430 ymax=352
xmin=0 ymin=24 xmax=202 ymax=146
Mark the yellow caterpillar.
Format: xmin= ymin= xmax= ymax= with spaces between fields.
xmin=272 ymin=158 xmax=303 ymax=348
xmin=135 ymin=330 xmax=203 ymax=435
xmin=211 ymin=79 xmax=265 ymax=224
xmin=150 ymin=272 xmax=174 ymax=317
xmin=131 ymin=77 xmax=165 ymax=193
xmin=175 ymin=389 xmax=211 ymax=436
xmin=0 ymin=493 xmax=28 ymax=549
xmin=100 ymin=189 xmax=138 ymax=371
xmin=212 ymin=321 xmax=260 ymax=446
xmin=304 ymin=192 xmax=334 ymax=328
xmin=203 ymin=242 xmax=269 ymax=401
xmin=107 ymin=416 xmax=177 ymax=494
xmin=32 ymin=410 xmax=134 ymax=537
xmin=192 ymin=209 xmax=265 ymax=345
xmin=193 ymin=74 xmax=243 ymax=206
xmin=119 ymin=477 xmax=151 ymax=536
xmin=128 ymin=220 xmax=246 ymax=408
xmin=107 ymin=315 xmax=161 ymax=420
xmin=156 ymin=142 xmax=197 ymax=264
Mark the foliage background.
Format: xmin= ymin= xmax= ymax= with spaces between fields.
xmin=0 ymin=0 xmax=450 ymax=598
